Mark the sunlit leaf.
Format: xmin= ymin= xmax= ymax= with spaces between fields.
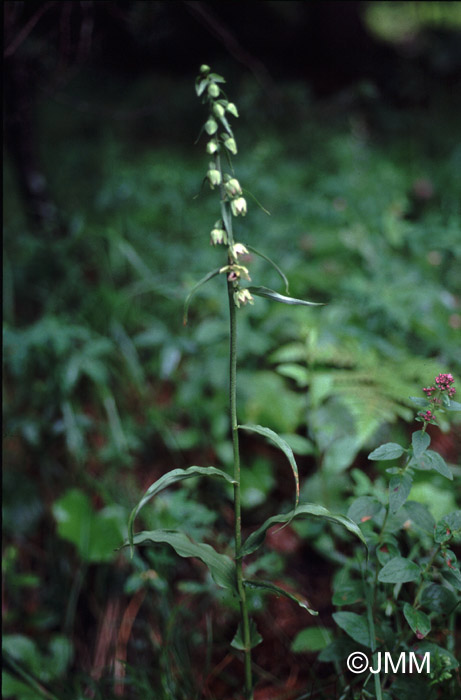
xmin=247 ymin=286 xmax=324 ymax=306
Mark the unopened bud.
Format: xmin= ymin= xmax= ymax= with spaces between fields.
xmin=213 ymin=103 xmax=226 ymax=119
xmin=230 ymin=196 xmax=247 ymax=216
xmin=223 ymin=136 xmax=238 ymax=155
xmin=207 ymin=169 xmax=221 ymax=188
xmin=224 ymin=178 xmax=242 ymax=197
xmin=208 ymin=83 xmax=220 ymax=98
xmin=206 ymin=139 xmax=218 ymax=155
xmin=205 ymin=118 xmax=218 ymax=135
xmin=200 ymin=64 xmax=210 ymax=74
xmin=226 ymin=103 xmax=239 ymax=118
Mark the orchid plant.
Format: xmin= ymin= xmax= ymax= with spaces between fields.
xmin=125 ymin=66 xmax=367 ymax=699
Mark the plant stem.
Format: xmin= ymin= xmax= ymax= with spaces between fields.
xmin=228 ymin=278 xmax=253 ymax=699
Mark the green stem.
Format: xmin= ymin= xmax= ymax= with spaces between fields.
xmin=228 ymin=278 xmax=253 ymax=700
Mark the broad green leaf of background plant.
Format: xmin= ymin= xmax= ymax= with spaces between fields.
xmin=129 ymin=530 xmax=236 ymax=592
xmin=368 ymin=442 xmax=405 ymax=461
xmin=412 ymin=430 xmax=430 ymax=460
xmin=52 ymin=489 xmax=126 ymax=563
xmin=420 ymin=583 xmax=458 ymax=615
xmin=238 ymin=424 xmax=299 ymax=510
xmin=378 ymin=556 xmax=421 ymax=584
xmin=332 ymin=611 xmax=371 ymax=647
xmin=240 ymin=504 xmax=367 ymax=557
xmin=412 ymin=450 xmax=453 ymax=480
xmin=347 ymin=496 xmax=385 ymax=524
xmin=128 ymin=465 xmax=236 ymax=552
xmin=244 ymin=578 xmax=318 ymax=615
xmin=291 ymin=626 xmax=333 ymax=652
xmin=389 ymin=473 xmax=413 ymax=514
xmin=403 ymin=603 xmax=431 ymax=639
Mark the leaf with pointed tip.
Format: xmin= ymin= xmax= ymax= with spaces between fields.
xmin=244 ymin=579 xmax=318 ymax=615
xmin=245 ymin=245 xmax=289 ymax=294
xmin=128 ymin=466 xmax=236 ymax=553
xmin=240 ymin=504 xmax=367 ymax=558
xmin=183 ymin=268 xmax=221 ymax=325
xmin=412 ymin=431 xmax=430 ymax=460
xmin=129 ymin=530 xmax=236 ymax=591
xmin=238 ymin=424 xmax=299 ymax=511
xmin=389 ymin=473 xmax=413 ymax=514
xmin=247 ymin=286 xmax=324 ymax=307
xmin=368 ymin=442 xmax=405 ymax=461
xmin=403 ymin=603 xmax=431 ymax=639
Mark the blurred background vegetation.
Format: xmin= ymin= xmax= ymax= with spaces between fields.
xmin=3 ymin=2 xmax=461 ymax=698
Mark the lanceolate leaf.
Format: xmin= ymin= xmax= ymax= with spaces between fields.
xmin=240 ymin=504 xmax=367 ymax=558
xmin=245 ymin=245 xmax=290 ymax=294
xmin=244 ymin=579 xmax=318 ymax=615
xmin=129 ymin=530 xmax=236 ymax=592
xmin=128 ymin=466 xmax=236 ymax=551
xmin=238 ymin=424 xmax=299 ymax=510
xmin=183 ymin=268 xmax=221 ymax=325
xmin=246 ymin=286 xmax=324 ymax=307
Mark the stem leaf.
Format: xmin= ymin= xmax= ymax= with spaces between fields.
xmin=183 ymin=268 xmax=221 ymax=325
xmin=128 ymin=466 xmax=236 ymax=552
xmin=245 ymin=245 xmax=290 ymax=294
xmin=244 ymin=578 xmax=318 ymax=615
xmin=128 ymin=529 xmax=237 ymax=592
xmin=231 ymin=619 xmax=262 ymax=651
xmin=247 ymin=286 xmax=324 ymax=306
xmin=238 ymin=424 xmax=299 ymax=511
xmin=241 ymin=504 xmax=367 ymax=558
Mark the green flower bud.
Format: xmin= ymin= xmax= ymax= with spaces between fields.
xmin=230 ymin=196 xmax=247 ymax=216
xmin=224 ymin=178 xmax=242 ymax=197
xmin=226 ymin=102 xmax=239 ymax=118
xmin=210 ymin=227 xmax=228 ymax=245
xmin=205 ymin=118 xmax=218 ymax=135
xmin=208 ymin=83 xmax=220 ymax=98
xmin=207 ymin=169 xmax=222 ymax=188
xmin=206 ymin=139 xmax=218 ymax=155
xmin=213 ymin=103 xmax=226 ymax=119
xmin=200 ymin=64 xmax=210 ymax=74
xmin=223 ymin=136 xmax=238 ymax=155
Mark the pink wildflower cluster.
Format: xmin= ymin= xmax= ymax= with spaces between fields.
xmin=419 ymin=409 xmax=434 ymax=422
xmin=419 ymin=373 xmax=456 ymax=423
xmin=435 ymin=373 xmax=456 ymax=397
